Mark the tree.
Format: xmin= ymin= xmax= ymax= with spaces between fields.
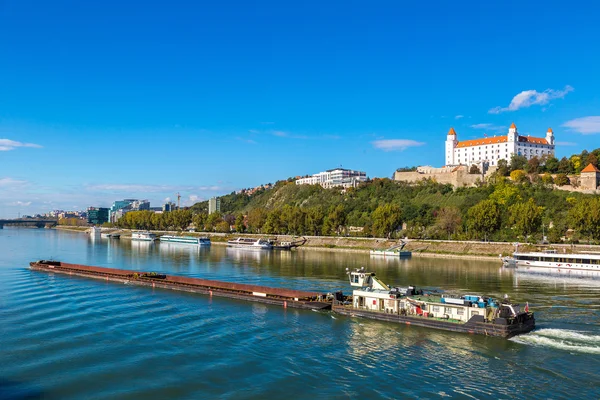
xmin=323 ymin=204 xmax=346 ymax=235
xmin=247 ymin=208 xmax=267 ymax=233
xmin=509 ymin=154 xmax=528 ymax=172
xmin=554 ymin=173 xmax=570 ymax=186
xmin=558 ymin=157 xmax=573 ymax=174
xmin=508 ymin=198 xmax=544 ymax=237
xmin=235 ymin=214 xmax=245 ymax=233
xmin=496 ymin=159 xmax=510 ymax=176
xmin=510 ymin=169 xmax=529 ymax=183
xmin=489 ymin=181 xmax=521 ymax=206
xmin=541 ymin=173 xmax=554 ymax=185
xmin=544 ymin=156 xmax=559 ymax=173
xmin=371 ymin=204 xmax=403 ymax=238
xmin=467 ymin=200 xmax=501 ymax=240
xmin=216 ymin=220 xmax=230 ymax=233
xmin=568 ymin=198 xmax=600 ymax=241
xmin=306 ymin=207 xmax=325 ymax=236
xmin=525 ymin=157 xmax=541 ymax=174
xmin=193 ymin=213 xmax=207 ymax=232
xmin=469 ymin=164 xmax=481 ymax=174
xmin=435 ymin=207 xmax=462 ymax=239
xmin=587 ymin=153 xmax=599 ymax=168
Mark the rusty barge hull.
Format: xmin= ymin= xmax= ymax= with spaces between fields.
xmin=332 ymin=305 xmax=535 ymax=338
xmin=29 ymin=261 xmax=331 ymax=310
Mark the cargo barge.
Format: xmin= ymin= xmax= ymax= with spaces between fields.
xmin=29 ymin=261 xmax=535 ymax=338
xmin=29 ymin=261 xmax=332 ymax=310
xmin=332 ymin=268 xmax=535 ymax=338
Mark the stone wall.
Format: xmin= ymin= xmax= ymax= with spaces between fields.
xmin=394 ymin=166 xmax=486 ymax=187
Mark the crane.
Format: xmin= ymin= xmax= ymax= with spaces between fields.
xmin=176 ymin=192 xmax=181 ymax=210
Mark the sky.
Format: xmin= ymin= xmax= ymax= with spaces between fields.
xmin=1 ymin=1 xmax=599 ymax=217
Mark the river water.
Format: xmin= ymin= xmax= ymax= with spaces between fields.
xmin=1 ymin=228 xmax=599 ymax=399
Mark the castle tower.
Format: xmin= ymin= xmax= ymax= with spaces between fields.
xmin=445 ymin=127 xmax=458 ymax=165
xmin=546 ymin=127 xmax=555 ymax=145
xmin=507 ymin=122 xmax=518 ymax=142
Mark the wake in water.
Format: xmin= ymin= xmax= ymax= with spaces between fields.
xmin=511 ymin=328 xmax=600 ymax=354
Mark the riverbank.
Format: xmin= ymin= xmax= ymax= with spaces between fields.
xmin=55 ymin=225 xmax=600 ymax=261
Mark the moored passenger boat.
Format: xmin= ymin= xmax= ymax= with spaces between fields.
xmin=159 ymin=235 xmax=211 ymax=245
xmin=332 ymin=268 xmax=535 ymax=338
xmin=503 ymin=248 xmax=600 ymax=273
xmin=131 ymin=231 xmax=157 ymax=241
xmin=227 ymin=237 xmax=272 ymax=250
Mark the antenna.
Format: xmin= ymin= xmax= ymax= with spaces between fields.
xmin=176 ymin=192 xmax=181 ymax=210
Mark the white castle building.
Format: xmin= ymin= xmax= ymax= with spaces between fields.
xmin=296 ymin=168 xmax=367 ymax=189
xmin=445 ymin=123 xmax=555 ymax=167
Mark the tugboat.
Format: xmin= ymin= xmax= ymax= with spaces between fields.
xmin=332 ymin=268 xmax=535 ymax=338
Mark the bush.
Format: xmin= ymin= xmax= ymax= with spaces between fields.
xmin=554 ymin=173 xmax=570 ymax=186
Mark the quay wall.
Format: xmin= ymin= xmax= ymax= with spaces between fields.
xmin=54 ymin=226 xmax=600 ymax=260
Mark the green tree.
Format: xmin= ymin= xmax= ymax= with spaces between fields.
xmin=247 ymin=208 xmax=267 ymax=233
xmin=508 ymin=198 xmax=544 ymax=237
xmin=469 ymin=164 xmax=481 ymax=174
xmin=371 ymin=203 xmax=403 ymax=238
xmin=467 ymin=200 xmax=501 ymax=241
xmin=489 ymin=181 xmax=521 ymax=206
xmin=543 ymin=156 xmax=559 ymax=173
xmin=509 ymin=154 xmax=528 ymax=172
xmin=435 ymin=207 xmax=462 ymax=239
xmin=496 ymin=159 xmax=510 ymax=176
xmin=235 ymin=214 xmax=245 ymax=233
xmin=193 ymin=213 xmax=207 ymax=232
xmin=568 ymin=198 xmax=600 ymax=241
xmin=216 ymin=220 xmax=230 ymax=233
xmin=306 ymin=207 xmax=325 ymax=236
xmin=558 ymin=157 xmax=573 ymax=174
xmin=554 ymin=173 xmax=570 ymax=186
xmin=541 ymin=173 xmax=554 ymax=185
xmin=510 ymin=169 xmax=528 ymax=183
xmin=323 ymin=204 xmax=346 ymax=235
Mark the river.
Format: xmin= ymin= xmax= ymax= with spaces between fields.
xmin=1 ymin=228 xmax=599 ymax=399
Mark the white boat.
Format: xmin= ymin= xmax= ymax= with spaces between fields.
xmin=370 ymin=241 xmax=411 ymax=257
xmin=131 ymin=231 xmax=156 ymax=241
xmin=503 ymin=248 xmax=600 ymax=273
xmin=159 ymin=235 xmax=211 ymax=245
xmin=227 ymin=237 xmax=272 ymax=250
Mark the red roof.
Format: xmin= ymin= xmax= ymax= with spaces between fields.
xmin=456 ymin=136 xmax=508 ymax=148
xmin=448 ymin=127 xmax=457 ymax=136
xmin=510 ymin=122 xmax=517 ymax=129
xmin=518 ymin=136 xmax=549 ymax=144
xmin=581 ymin=163 xmax=600 ymax=173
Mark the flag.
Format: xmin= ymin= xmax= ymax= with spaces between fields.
xmin=524 ymin=302 xmax=529 ymax=313
xmin=483 ymin=133 xmax=487 ymax=137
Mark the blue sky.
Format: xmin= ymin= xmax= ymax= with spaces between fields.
xmin=1 ymin=1 xmax=599 ymax=217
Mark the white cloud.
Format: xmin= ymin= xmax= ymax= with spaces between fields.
xmin=455 ymin=115 xmax=464 ymax=119
xmin=372 ymin=139 xmax=425 ymax=152
xmin=0 ymin=177 xmax=28 ymax=187
xmin=470 ymin=123 xmax=506 ymax=132
xmin=0 ymin=139 xmax=42 ymax=151
xmin=8 ymin=201 xmax=32 ymax=206
xmin=562 ymin=116 xmax=600 ymax=134
xmin=489 ymin=85 xmax=573 ymax=114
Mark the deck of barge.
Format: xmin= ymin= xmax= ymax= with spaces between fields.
xmin=30 ymin=261 xmax=332 ymax=310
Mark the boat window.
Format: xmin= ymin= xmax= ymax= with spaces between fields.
xmin=472 ymin=311 xmax=479 ymax=316
xmin=456 ymin=308 xmax=464 ymax=315
xmin=444 ymin=307 xmax=453 ymax=315
xmin=432 ymin=306 xmax=440 ymax=313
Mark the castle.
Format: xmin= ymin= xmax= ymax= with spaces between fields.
xmin=445 ymin=123 xmax=555 ymax=167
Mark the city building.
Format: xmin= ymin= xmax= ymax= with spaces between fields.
xmin=163 ymin=202 xmax=176 ymax=212
xmin=445 ymin=123 xmax=555 ymax=167
xmin=295 ymin=168 xmax=367 ymax=189
xmin=109 ymin=199 xmax=150 ymax=222
xmin=208 ymin=197 xmax=221 ymax=214
xmin=87 ymin=207 xmax=109 ymax=225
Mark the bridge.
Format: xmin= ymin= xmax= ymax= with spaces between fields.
xmin=0 ymin=219 xmax=58 ymax=229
